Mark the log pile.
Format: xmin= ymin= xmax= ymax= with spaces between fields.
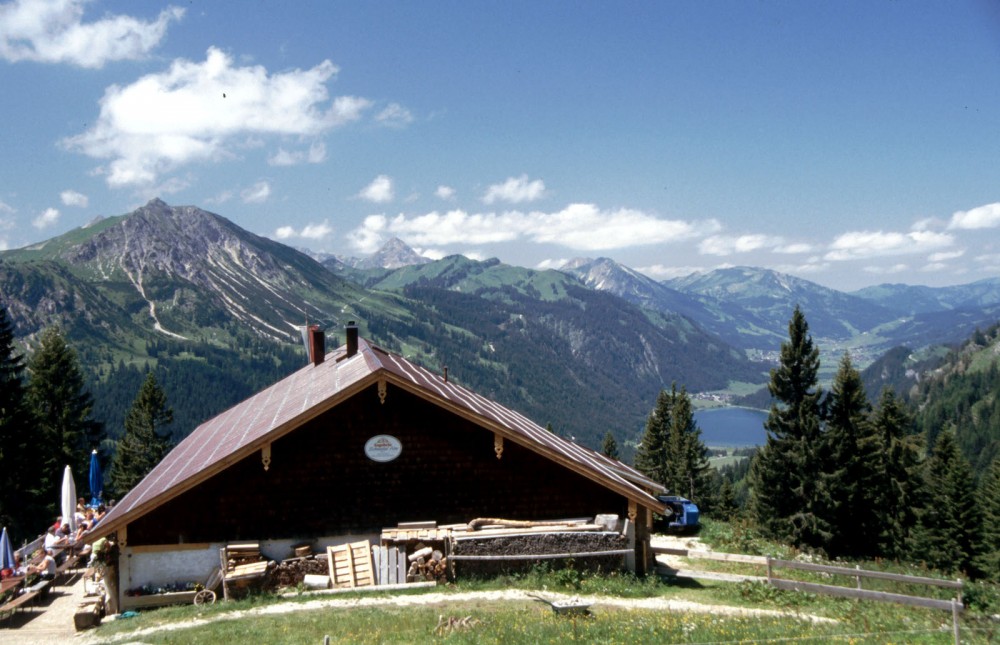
xmin=272 ymin=556 xmax=329 ymax=589
xmin=406 ymin=543 xmax=449 ymax=583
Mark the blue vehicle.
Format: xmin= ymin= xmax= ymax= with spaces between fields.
xmin=656 ymin=495 xmax=700 ymax=533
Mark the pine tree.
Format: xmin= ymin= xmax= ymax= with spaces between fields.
xmin=870 ymin=387 xmax=923 ymax=560
xmin=823 ymin=353 xmax=879 ymax=558
xmin=26 ymin=326 xmax=104 ymax=515
xmin=749 ymin=306 xmax=830 ymax=551
xmin=0 ymin=304 xmax=44 ymax=543
xmin=109 ymin=371 xmax=174 ymax=498
xmin=976 ymin=456 xmax=1000 ymax=579
xmin=601 ymin=430 xmax=620 ymax=460
xmin=912 ymin=429 xmax=983 ymax=575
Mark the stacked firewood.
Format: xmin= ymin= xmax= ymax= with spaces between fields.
xmin=272 ymin=556 xmax=329 ymax=589
xmin=225 ymin=543 xmax=263 ymax=571
xmin=406 ymin=544 xmax=449 ymax=583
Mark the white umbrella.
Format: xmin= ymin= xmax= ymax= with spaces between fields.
xmin=61 ymin=465 xmax=77 ymax=534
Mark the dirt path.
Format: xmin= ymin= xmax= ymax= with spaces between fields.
xmin=1 ymin=568 xmax=92 ymax=645
xmin=78 ymin=587 xmax=835 ymax=644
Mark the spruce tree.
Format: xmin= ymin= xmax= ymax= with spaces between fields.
xmin=26 ymin=326 xmax=104 ymax=514
xmin=824 ymin=353 xmax=879 ymax=557
xmin=109 ymin=371 xmax=174 ymax=498
xmin=601 ymin=430 xmax=620 ymax=460
xmin=912 ymin=428 xmax=983 ymax=575
xmin=0 ymin=304 xmax=44 ymax=542
xmin=635 ymin=388 xmax=671 ymax=487
xmin=976 ymin=456 xmax=1000 ymax=579
xmin=749 ymin=306 xmax=830 ymax=550
xmin=870 ymin=387 xmax=923 ymax=560
xmin=664 ymin=385 xmax=711 ymax=503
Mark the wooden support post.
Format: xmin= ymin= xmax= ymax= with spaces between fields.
xmin=766 ymin=556 xmax=773 ymax=583
xmin=952 ymin=598 xmax=960 ymax=645
xmin=856 ymin=564 xmax=862 ymax=590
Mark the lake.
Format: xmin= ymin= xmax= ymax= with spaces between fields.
xmin=694 ymin=407 xmax=769 ymax=447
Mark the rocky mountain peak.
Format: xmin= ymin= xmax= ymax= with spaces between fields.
xmin=352 ymin=237 xmax=430 ymax=270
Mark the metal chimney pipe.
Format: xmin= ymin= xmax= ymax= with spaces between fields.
xmin=346 ymin=321 xmax=358 ymax=357
xmin=309 ymin=325 xmax=325 ymax=366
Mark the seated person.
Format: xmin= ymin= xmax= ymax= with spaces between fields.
xmin=43 ymin=526 xmax=66 ymax=550
xmin=91 ymin=505 xmax=107 ymax=526
xmin=31 ymin=549 xmax=57 ymax=581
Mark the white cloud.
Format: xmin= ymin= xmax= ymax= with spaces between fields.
xmin=825 ymin=229 xmax=954 ymax=261
xmin=241 ymin=180 xmax=271 ymax=203
xmin=536 ymin=258 xmax=569 ymax=270
xmin=32 ymin=206 xmax=59 ymax=228
xmin=637 ymin=265 xmax=709 ymax=280
xmin=774 ymin=242 xmax=815 ymax=254
xmin=59 ymin=189 xmax=88 ymax=207
xmin=358 ymin=175 xmax=393 ymax=203
xmin=0 ymin=0 xmax=184 ymax=68
xmin=63 ymin=47 xmax=371 ymax=188
xmin=417 ymin=247 xmax=447 ymax=260
xmin=347 ymin=203 xmax=715 ymax=253
xmin=435 ymin=185 xmax=455 ymax=200
xmin=948 ymin=202 xmax=1000 ymax=230
xmin=273 ymin=220 xmax=332 ymax=241
xmin=482 ymin=174 xmax=546 ymax=205
xmin=375 ymin=103 xmax=413 ymax=128
xmin=928 ymin=249 xmax=964 ymax=262
xmin=863 ymin=263 xmax=909 ymax=275
xmin=346 ymin=214 xmax=386 ymax=254
xmin=0 ymin=198 xmax=14 ymax=214
xmin=0 ymin=237 xmax=7 ymax=251
xmin=268 ymin=141 xmax=326 ymax=166
xmin=698 ymin=234 xmax=781 ymax=256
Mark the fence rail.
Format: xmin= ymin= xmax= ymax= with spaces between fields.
xmin=652 ymin=545 xmax=963 ymax=611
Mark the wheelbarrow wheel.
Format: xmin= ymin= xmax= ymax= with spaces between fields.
xmin=193 ymin=589 xmax=216 ymax=605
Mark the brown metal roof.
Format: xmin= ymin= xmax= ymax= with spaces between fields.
xmin=90 ymin=337 xmax=665 ymax=540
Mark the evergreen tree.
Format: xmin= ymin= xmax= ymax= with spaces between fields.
xmin=664 ymin=385 xmax=711 ymax=503
xmin=976 ymin=456 xmax=1000 ymax=579
xmin=912 ymin=429 xmax=983 ymax=575
xmin=635 ymin=384 xmax=711 ymax=502
xmin=749 ymin=306 xmax=830 ymax=551
xmin=0 ymin=304 xmax=44 ymax=543
xmin=635 ymin=388 xmax=671 ymax=486
xmin=601 ymin=430 xmax=620 ymax=460
xmin=823 ymin=353 xmax=879 ymax=558
xmin=26 ymin=326 xmax=104 ymax=516
xmin=870 ymin=387 xmax=923 ymax=560
xmin=109 ymin=371 xmax=174 ymax=498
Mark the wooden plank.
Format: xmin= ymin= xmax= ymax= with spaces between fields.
xmin=397 ymin=548 xmax=406 ymax=583
xmin=453 ymin=526 xmax=606 ymax=541
xmin=327 ymin=541 xmax=375 ymax=588
xmin=450 ymin=549 xmax=632 ymax=561
xmin=770 ymin=578 xmax=961 ymax=612
xmin=398 ymin=521 xmax=437 ymax=529
xmin=688 ymin=551 xmax=768 ymax=565
xmin=770 ymin=559 xmax=964 ymax=589
xmin=129 ymin=542 xmax=214 ymax=553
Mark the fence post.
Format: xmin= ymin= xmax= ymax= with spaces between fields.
xmin=956 ymin=578 xmax=962 ymax=605
xmin=952 ymin=598 xmax=960 ymax=645
xmin=855 ymin=565 xmax=862 ymax=590
xmin=766 ymin=556 xmax=772 ymax=583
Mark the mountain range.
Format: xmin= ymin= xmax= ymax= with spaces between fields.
xmin=2 ymin=199 xmax=999 ymax=454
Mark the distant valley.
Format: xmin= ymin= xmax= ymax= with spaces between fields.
xmin=2 ymin=199 xmax=999 ymax=456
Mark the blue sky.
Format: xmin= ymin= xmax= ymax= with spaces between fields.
xmin=1 ymin=0 xmax=999 ymax=291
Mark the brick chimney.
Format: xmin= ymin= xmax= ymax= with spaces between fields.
xmin=308 ymin=325 xmax=325 ymax=366
xmin=346 ymin=321 xmax=358 ymax=358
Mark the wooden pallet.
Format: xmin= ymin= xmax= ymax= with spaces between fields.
xmin=327 ymin=541 xmax=375 ymax=588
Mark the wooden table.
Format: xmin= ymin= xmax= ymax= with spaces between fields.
xmin=1 ymin=575 xmax=25 ymax=595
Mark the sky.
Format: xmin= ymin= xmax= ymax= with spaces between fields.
xmin=1 ymin=0 xmax=999 ymax=292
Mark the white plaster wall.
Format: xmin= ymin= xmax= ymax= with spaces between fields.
xmin=121 ymin=532 xmax=381 ymax=590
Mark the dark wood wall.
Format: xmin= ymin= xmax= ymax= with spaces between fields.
xmin=128 ymin=383 xmax=628 ymax=545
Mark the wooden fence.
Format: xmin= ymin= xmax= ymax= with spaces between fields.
xmin=652 ymin=545 xmax=964 ymax=612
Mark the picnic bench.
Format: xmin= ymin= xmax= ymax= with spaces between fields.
xmin=0 ymin=579 xmax=49 ymax=625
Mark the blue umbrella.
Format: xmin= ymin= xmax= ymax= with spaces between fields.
xmin=0 ymin=526 xmax=14 ymax=572
xmin=88 ymin=449 xmax=103 ymax=506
